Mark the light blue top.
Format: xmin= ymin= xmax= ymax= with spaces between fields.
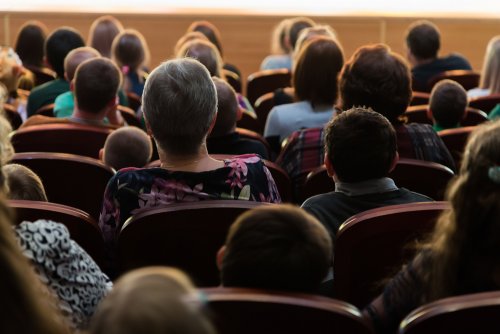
xmin=54 ymin=91 xmax=74 ymax=118
xmin=263 ymin=100 xmax=336 ymax=142
xmin=260 ymin=54 xmax=292 ymax=71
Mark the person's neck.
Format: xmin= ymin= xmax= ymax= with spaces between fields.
xmin=414 ymin=57 xmax=436 ymax=67
xmin=159 ymin=144 xmax=224 ymax=172
xmin=72 ymin=109 xmax=105 ymax=122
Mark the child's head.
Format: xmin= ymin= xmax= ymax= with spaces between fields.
xmin=219 ymin=204 xmax=332 ymax=293
xmin=45 ymin=27 xmax=85 ymax=78
xmin=101 ymin=127 xmax=152 ymax=170
xmin=429 ymin=79 xmax=468 ymax=129
xmin=176 ymin=39 xmax=224 ymax=78
xmin=88 ymin=15 xmax=124 ymax=59
xmin=3 ymin=164 xmax=48 ymax=202
xmin=209 ymin=77 xmax=240 ymax=137
xmin=64 ymin=46 xmax=101 ymax=82
xmin=112 ymin=29 xmax=150 ymax=72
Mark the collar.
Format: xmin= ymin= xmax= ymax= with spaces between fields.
xmin=335 ymin=177 xmax=398 ymax=196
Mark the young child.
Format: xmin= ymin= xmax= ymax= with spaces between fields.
xmin=429 ymin=79 xmax=468 ymax=131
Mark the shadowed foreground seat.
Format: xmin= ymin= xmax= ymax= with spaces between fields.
xmin=246 ymin=69 xmax=291 ymax=107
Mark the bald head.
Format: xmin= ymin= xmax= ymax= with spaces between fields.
xmin=64 ymin=46 xmax=101 ymax=81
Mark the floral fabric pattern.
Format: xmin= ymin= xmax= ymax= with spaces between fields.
xmin=98 ymin=154 xmax=281 ymax=246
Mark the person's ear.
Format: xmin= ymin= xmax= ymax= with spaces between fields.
xmin=324 ymin=153 xmax=335 ymax=178
xmin=69 ymin=80 xmax=75 ymax=92
xmin=427 ymin=108 xmax=434 ymax=122
xmin=389 ymin=151 xmax=399 ymax=173
xmin=99 ymin=148 xmax=104 ymax=162
xmin=43 ymin=56 xmax=51 ymax=69
xmin=64 ymin=72 xmax=69 ymax=82
xmin=462 ymin=107 xmax=468 ymax=121
xmin=207 ymin=113 xmax=218 ymax=136
xmin=216 ymin=245 xmax=226 ymax=271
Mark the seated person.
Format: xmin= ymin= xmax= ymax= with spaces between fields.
xmin=218 ymin=204 xmax=332 ymax=294
xmin=429 ymin=79 xmax=468 ymax=131
xmin=90 ymin=267 xmax=215 ymax=334
xmin=98 ymin=58 xmax=281 ymax=247
xmin=468 ymin=36 xmax=500 ymax=98
xmin=26 ymin=27 xmax=85 ymax=117
xmin=0 ymin=47 xmax=27 ymax=120
xmin=264 ymin=36 xmax=344 ymax=143
xmin=207 ymin=77 xmax=269 ymax=159
xmin=3 ymin=163 xmax=48 ymax=201
xmin=100 ymin=126 xmax=153 ymax=170
xmin=22 ymin=57 xmax=124 ymax=129
xmin=340 ymin=44 xmax=456 ymax=171
xmin=302 ymin=107 xmax=432 ymax=239
xmin=405 ymin=20 xmax=472 ymax=92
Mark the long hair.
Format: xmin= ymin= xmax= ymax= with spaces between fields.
xmin=479 ymin=36 xmax=500 ymax=93
xmin=424 ymin=120 xmax=500 ymax=301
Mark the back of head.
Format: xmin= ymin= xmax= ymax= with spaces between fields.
xmin=294 ymin=25 xmax=338 ymax=56
xmin=90 ymin=267 xmax=215 ymax=334
xmin=221 ymin=205 xmax=332 ymax=293
xmin=288 ymin=17 xmax=316 ymax=50
xmin=143 ymin=58 xmax=217 ymax=155
xmin=112 ymin=29 xmax=149 ymax=72
xmin=211 ymin=77 xmax=238 ymax=137
xmin=480 ymin=36 xmax=500 ymax=93
xmin=0 ymin=47 xmax=23 ymax=94
xmin=103 ymin=127 xmax=152 ymax=170
xmin=45 ymin=27 xmax=85 ymax=78
xmin=174 ymin=32 xmax=209 ymax=55
xmin=406 ymin=20 xmax=440 ymax=61
xmin=88 ymin=15 xmax=124 ymax=58
xmin=340 ymin=44 xmax=412 ymax=123
xmin=14 ymin=20 xmax=48 ymax=68
xmin=74 ymin=57 xmax=121 ymax=114
xmin=64 ymin=46 xmax=101 ymax=82
xmin=293 ymin=37 xmax=344 ymax=107
xmin=325 ymin=107 xmax=397 ymax=183
xmin=271 ymin=18 xmax=292 ymax=55
xmin=429 ymin=79 xmax=468 ymax=128
xmin=187 ymin=21 xmax=224 ymax=57
xmin=3 ymin=164 xmax=48 ymax=201
xmin=176 ymin=39 xmax=224 ymax=78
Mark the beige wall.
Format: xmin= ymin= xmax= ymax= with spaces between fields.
xmin=2 ymin=11 xmax=500 ymax=87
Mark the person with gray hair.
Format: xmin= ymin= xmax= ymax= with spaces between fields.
xmin=98 ymin=58 xmax=281 ymax=248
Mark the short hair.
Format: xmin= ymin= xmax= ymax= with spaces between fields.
xmin=210 ymin=77 xmax=238 ymax=137
xmin=293 ymin=37 xmax=344 ymax=107
xmin=271 ymin=18 xmax=292 ymax=55
xmin=221 ymin=205 xmax=332 ymax=293
xmin=176 ymin=40 xmax=224 ymax=78
xmin=288 ymin=17 xmax=316 ymax=49
xmin=3 ymin=164 xmax=48 ymax=202
xmin=88 ymin=15 xmax=124 ymax=58
xmin=430 ymin=79 xmax=468 ymax=128
xmin=142 ymin=58 xmax=217 ymax=155
xmin=90 ymin=267 xmax=215 ymax=334
xmin=480 ymin=36 xmax=500 ymax=93
xmin=103 ymin=127 xmax=153 ymax=170
xmin=187 ymin=21 xmax=224 ymax=57
xmin=340 ymin=44 xmax=412 ymax=123
xmin=294 ymin=25 xmax=338 ymax=56
xmin=64 ymin=47 xmax=101 ymax=82
xmin=74 ymin=58 xmax=122 ymax=114
xmin=325 ymin=107 xmax=397 ymax=183
xmin=174 ymin=32 xmax=209 ymax=55
xmin=406 ymin=20 xmax=440 ymax=60
xmin=14 ymin=21 xmax=48 ymax=68
xmin=45 ymin=27 xmax=85 ymax=78
xmin=112 ymin=29 xmax=150 ymax=72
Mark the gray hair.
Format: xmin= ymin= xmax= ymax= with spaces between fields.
xmin=142 ymin=58 xmax=218 ymax=155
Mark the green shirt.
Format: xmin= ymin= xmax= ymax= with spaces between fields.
xmin=53 ymin=90 xmax=129 ymax=118
xmin=27 ymin=79 xmax=69 ymax=117
xmin=433 ymin=123 xmax=460 ymax=132
xmin=488 ymin=104 xmax=500 ymax=120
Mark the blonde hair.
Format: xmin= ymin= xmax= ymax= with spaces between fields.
xmin=271 ymin=18 xmax=292 ymax=55
xmin=0 ymin=47 xmax=22 ymax=94
xmin=479 ymin=36 xmax=500 ymax=93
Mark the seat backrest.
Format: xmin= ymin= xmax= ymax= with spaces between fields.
xmin=202 ymin=287 xmax=373 ymax=334
xmin=236 ymin=109 xmax=261 ymax=134
xmin=8 ymin=199 xmax=106 ymax=269
xmin=404 ymin=105 xmax=488 ymax=127
xmin=26 ymin=65 xmax=56 ymax=86
xmin=10 ymin=152 xmax=115 ymax=220
xmin=400 ymin=291 xmax=500 ymax=334
xmin=303 ymin=159 xmax=454 ymax=201
xmin=427 ymin=70 xmax=480 ymax=91
xmin=246 ymin=69 xmax=291 ymax=107
xmin=117 ymin=105 xmax=142 ymax=128
xmin=11 ymin=123 xmax=113 ymax=159
xmin=254 ymin=92 xmax=275 ymax=133
xmin=333 ymin=202 xmax=449 ymax=308
xmin=235 ymin=127 xmax=273 ymax=158
xmin=469 ymin=94 xmax=500 ymax=114
xmin=35 ymin=103 xmax=55 ymax=117
xmin=223 ymin=68 xmax=242 ymax=93
xmin=3 ymin=103 xmax=23 ymax=130
xmin=125 ymin=91 xmax=142 ymax=113
xmin=438 ymin=126 xmax=476 ymax=170
xmin=410 ymin=91 xmax=430 ymax=106
xmin=118 ymin=200 xmax=271 ymax=286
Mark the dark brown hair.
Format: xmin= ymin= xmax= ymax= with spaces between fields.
xmin=210 ymin=77 xmax=238 ymax=137
xmin=187 ymin=21 xmax=224 ymax=57
xmin=288 ymin=17 xmax=316 ymax=49
xmin=14 ymin=21 xmax=48 ymax=68
xmin=406 ymin=20 xmax=440 ymax=60
xmin=429 ymin=79 xmax=468 ymax=128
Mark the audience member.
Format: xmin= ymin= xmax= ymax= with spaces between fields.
xmin=22 ymin=57 xmax=124 ymax=128
xmin=99 ymin=58 xmax=280 ymax=248
xmin=176 ymin=39 xmax=225 ymax=78
xmin=26 ymin=27 xmax=85 ymax=117
xmin=363 ymin=120 xmax=500 ymax=333
xmin=219 ymin=204 xmax=331 ymax=293
xmin=90 ymin=267 xmax=215 ymax=334
xmin=100 ymin=126 xmax=153 ymax=170
xmin=340 ymin=43 xmax=456 ymax=171
xmin=260 ymin=17 xmax=315 ymax=71
xmin=88 ymin=15 xmax=124 ymax=58
xmin=264 ymin=37 xmax=343 ymax=142
xmin=260 ymin=18 xmax=293 ymax=70
xmin=302 ymin=108 xmax=432 ymax=239
xmin=429 ymin=79 xmax=468 ymax=131
xmin=173 ymin=31 xmax=209 ymax=55
xmin=112 ymin=29 xmax=150 ymax=97
xmin=405 ymin=20 xmax=472 ymax=92
xmin=53 ymin=46 xmax=101 ymax=118
xmin=0 ymin=47 xmax=27 ymax=120
xmin=469 ymin=36 xmax=500 ymax=98
xmin=207 ymin=77 xmax=269 ymax=159
xmin=3 ymin=163 xmax=48 ymax=201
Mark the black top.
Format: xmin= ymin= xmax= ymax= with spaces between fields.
xmin=207 ymin=132 xmax=269 ymax=160
xmin=302 ymin=188 xmax=433 ymax=239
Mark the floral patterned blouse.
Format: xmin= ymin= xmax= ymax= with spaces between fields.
xmin=99 ymin=154 xmax=281 ymax=245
